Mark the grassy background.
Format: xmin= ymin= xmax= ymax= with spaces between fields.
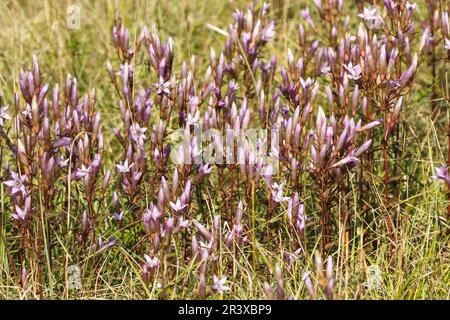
xmin=0 ymin=0 xmax=449 ymax=299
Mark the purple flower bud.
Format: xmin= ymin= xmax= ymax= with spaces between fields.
xmin=302 ymin=271 xmax=316 ymax=299
xmin=102 ymin=170 xmax=111 ymax=191
xmin=81 ymin=210 xmax=88 ymax=235
xmin=432 ymin=166 xmax=450 ymax=185
xmin=358 ymin=119 xmax=382 ymax=132
xmin=53 ymin=137 xmax=71 ymax=149
xmin=332 ymin=153 xmax=359 ymax=168
xmin=354 ymin=140 xmax=372 ymax=158
xmin=193 ymin=220 xmax=211 ymax=239
xmin=191 ymin=235 xmax=199 ymax=257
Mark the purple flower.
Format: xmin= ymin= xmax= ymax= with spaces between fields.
xmin=13 ymin=205 xmax=28 ymax=223
xmin=432 ymin=166 xmax=450 ymax=185
xmin=112 ymin=211 xmax=124 ymax=221
xmin=144 ymin=254 xmax=160 ymax=269
xmin=271 ymin=182 xmax=289 ymax=203
xmin=116 ymin=159 xmax=134 ymax=173
xmin=177 ymin=216 xmax=190 ymax=228
xmin=52 ymin=137 xmax=71 ymax=149
xmin=287 ymin=194 xmax=306 ymax=233
xmin=130 ymin=123 xmax=147 ymax=145
xmin=331 ymin=154 xmax=359 ymax=168
xmin=212 ymin=275 xmax=230 ymax=295
xmin=355 ymin=140 xmax=372 ymax=157
xmin=132 ymin=171 xmax=143 ymax=184
xmin=21 ymin=104 xmax=31 ymax=118
xmin=344 ymin=62 xmax=362 ymax=80
xmin=302 ymin=271 xmax=316 ymax=299
xmin=169 ymin=199 xmax=188 ymax=212
xmin=199 ymin=164 xmax=213 ymax=177
xmin=98 ymin=236 xmax=116 ymax=251
xmin=142 ymin=204 xmax=162 ymax=233
xmin=320 ymin=65 xmax=331 ymax=75
xmin=261 ymin=21 xmax=275 ymax=42
xmin=284 ymin=248 xmax=302 ymax=266
xmin=227 ymin=80 xmax=239 ymax=94
xmin=57 ymin=157 xmax=70 ymax=168
xmin=12 ymin=196 xmax=31 ymax=223
xmin=4 ymin=172 xmax=27 ymax=196
xmin=406 ymin=2 xmax=417 ymax=11
xmin=357 ymin=120 xmax=382 ymax=132
xmin=145 ymin=205 xmax=163 ymax=221
xmin=299 ymin=77 xmax=313 ymax=89
xmin=188 ymin=96 xmax=200 ymax=108
xmin=154 ymin=77 xmax=172 ymax=96
xmin=358 ymin=6 xmax=379 ymax=22
xmin=295 ymin=205 xmax=306 ymax=232
xmin=75 ymin=164 xmax=91 ymax=179
xmin=300 ymin=8 xmax=315 ymax=28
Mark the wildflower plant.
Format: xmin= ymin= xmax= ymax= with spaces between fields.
xmin=0 ymin=0 xmax=448 ymax=300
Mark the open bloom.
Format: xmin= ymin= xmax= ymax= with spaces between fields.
xmin=21 ymin=104 xmax=31 ymax=118
xmin=344 ymin=62 xmax=362 ymax=80
xmin=130 ymin=123 xmax=147 ymax=145
xmin=199 ymin=164 xmax=213 ymax=178
xmin=144 ymin=205 xmax=163 ymax=221
xmin=57 ymin=157 xmax=70 ymax=168
xmin=357 ymin=6 xmax=382 ymax=28
xmin=154 ymin=77 xmax=172 ymax=96
xmin=271 ymin=182 xmax=289 ymax=203
xmin=116 ymin=159 xmax=134 ymax=173
xmin=288 ymin=194 xmax=306 ymax=233
xmin=212 ymin=275 xmax=230 ymax=295
xmin=169 ymin=199 xmax=188 ymax=212
xmin=142 ymin=204 xmax=162 ymax=233
xmin=75 ymin=165 xmax=91 ymax=179
xmin=176 ymin=216 xmax=190 ymax=229
xmin=4 ymin=172 xmax=27 ymax=196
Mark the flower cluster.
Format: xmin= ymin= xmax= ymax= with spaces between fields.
xmin=1 ymin=1 xmax=444 ymax=300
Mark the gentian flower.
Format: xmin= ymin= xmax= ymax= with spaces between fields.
xmin=432 ymin=166 xmax=450 ymax=185
xmin=4 ymin=172 xmax=27 ymax=196
xmin=116 ymin=159 xmax=134 ymax=173
xmin=212 ymin=275 xmax=230 ymax=295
